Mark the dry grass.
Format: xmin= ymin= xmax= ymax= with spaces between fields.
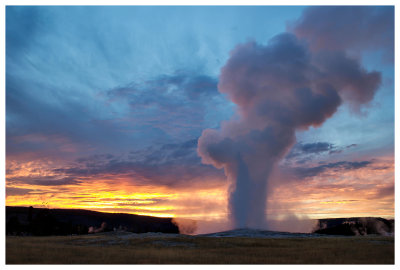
xmin=6 ymin=233 xmax=394 ymax=264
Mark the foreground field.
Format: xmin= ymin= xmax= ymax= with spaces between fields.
xmin=6 ymin=232 xmax=394 ymax=264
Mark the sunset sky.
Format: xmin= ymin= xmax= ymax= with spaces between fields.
xmin=6 ymin=6 xmax=394 ymax=227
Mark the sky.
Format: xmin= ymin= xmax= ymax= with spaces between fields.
xmin=5 ymin=6 xmax=394 ymax=232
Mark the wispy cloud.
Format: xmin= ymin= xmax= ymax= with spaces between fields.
xmin=6 ymin=187 xmax=33 ymax=197
xmin=290 ymin=160 xmax=372 ymax=179
xmin=8 ymin=139 xmax=224 ymax=189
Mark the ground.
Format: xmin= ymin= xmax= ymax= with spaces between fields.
xmin=6 ymin=231 xmax=394 ymax=264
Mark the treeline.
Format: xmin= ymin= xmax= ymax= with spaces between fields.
xmin=6 ymin=206 xmax=179 ymax=236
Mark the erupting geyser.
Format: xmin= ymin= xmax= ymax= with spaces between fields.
xmin=197 ymin=6 xmax=387 ymax=229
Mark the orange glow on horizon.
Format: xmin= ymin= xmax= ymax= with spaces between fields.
xmin=6 ymin=156 xmax=394 ymax=220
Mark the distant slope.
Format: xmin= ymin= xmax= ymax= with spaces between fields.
xmin=6 ymin=206 xmax=394 ymax=237
xmin=200 ymin=228 xmax=320 ymax=238
xmin=313 ymin=217 xmax=394 ymax=236
xmin=201 ymin=217 xmax=395 ymax=237
xmin=6 ymin=206 xmax=179 ymax=235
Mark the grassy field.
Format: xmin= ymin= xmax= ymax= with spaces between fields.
xmin=6 ymin=232 xmax=394 ymax=264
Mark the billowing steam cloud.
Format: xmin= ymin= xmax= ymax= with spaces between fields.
xmin=290 ymin=6 xmax=394 ymax=61
xmin=197 ymin=7 xmax=389 ymax=229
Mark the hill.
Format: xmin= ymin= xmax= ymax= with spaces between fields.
xmin=6 ymin=206 xmax=179 ymax=236
xmin=6 ymin=206 xmax=394 ymax=237
xmin=312 ymin=217 xmax=394 ymax=236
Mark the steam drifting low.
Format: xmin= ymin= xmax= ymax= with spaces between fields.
xmin=197 ymin=7 xmax=389 ymax=229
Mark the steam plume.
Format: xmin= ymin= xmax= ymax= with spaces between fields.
xmin=197 ymin=7 xmax=386 ymax=229
xmin=290 ymin=6 xmax=394 ymax=61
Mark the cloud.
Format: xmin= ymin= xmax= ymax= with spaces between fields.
xmin=6 ymin=74 xmax=128 ymax=159
xmin=346 ymin=144 xmax=358 ymax=149
xmin=312 ymin=51 xmax=381 ymax=111
xmin=373 ymin=184 xmax=394 ymax=199
xmin=289 ymin=6 xmax=394 ymax=62
xmin=6 ymin=70 xmax=231 ymax=161
xmin=109 ymin=73 xmax=218 ymax=101
xmin=7 ymin=176 xmax=81 ymax=186
xmin=299 ymin=142 xmax=333 ymax=154
xmin=285 ymin=141 xmax=359 ymax=163
xmin=198 ymin=31 xmax=381 ymax=228
xmin=6 ymin=7 xmax=234 ymax=161
xmin=286 ymin=142 xmax=334 ymax=160
xmin=6 ymin=187 xmax=33 ymax=197
xmin=106 ymin=72 xmax=231 ymax=138
xmin=291 ymin=160 xmax=372 ymax=179
xmin=49 ymin=139 xmax=224 ymax=187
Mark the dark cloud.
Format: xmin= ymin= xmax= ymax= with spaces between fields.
xmin=328 ymin=149 xmax=343 ymax=155
xmin=287 ymin=142 xmax=334 ymax=159
xmin=292 ymin=160 xmax=372 ymax=179
xmin=32 ymin=177 xmax=80 ymax=186
xmin=346 ymin=144 xmax=358 ymax=149
xmin=106 ymin=73 xmax=222 ymax=138
xmin=286 ymin=141 xmax=359 ymax=162
xmin=290 ymin=6 xmax=394 ymax=62
xmin=108 ymin=73 xmax=218 ymax=103
xmin=51 ymin=139 xmax=224 ymax=187
xmin=7 ymin=176 xmax=80 ymax=186
xmin=373 ymin=184 xmax=394 ymax=199
xmin=6 ymin=187 xmax=33 ymax=197
xmin=76 ymin=154 xmax=114 ymax=163
xmin=299 ymin=142 xmax=333 ymax=153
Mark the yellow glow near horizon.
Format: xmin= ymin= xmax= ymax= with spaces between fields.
xmin=6 ymin=157 xmax=394 ymax=220
xmin=6 ymin=172 xmax=229 ymax=219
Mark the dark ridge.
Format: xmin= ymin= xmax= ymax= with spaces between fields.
xmin=313 ymin=217 xmax=394 ymax=236
xmin=6 ymin=206 xmax=179 ymax=236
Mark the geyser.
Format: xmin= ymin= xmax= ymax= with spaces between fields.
xmin=197 ymin=21 xmax=383 ymax=228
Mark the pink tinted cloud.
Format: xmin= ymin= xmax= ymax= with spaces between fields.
xmin=198 ymin=31 xmax=382 ymax=228
xmin=289 ymin=6 xmax=394 ymax=62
